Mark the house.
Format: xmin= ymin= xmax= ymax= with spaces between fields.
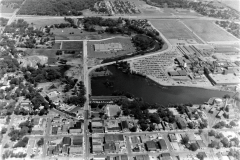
xmin=104 ymin=142 xmax=116 ymax=153
xmin=160 ymin=153 xmax=171 ymax=160
xmin=105 ymin=134 xmax=124 ymax=143
xmin=121 ymin=155 xmax=128 ymax=160
xmin=121 ymin=121 xmax=129 ymax=132
xmin=69 ymin=128 xmax=81 ymax=134
xmin=131 ymin=136 xmax=140 ymax=144
xmin=52 ymin=127 xmax=58 ymax=135
xmin=106 ymin=120 xmax=120 ymax=132
xmin=73 ymin=136 xmax=83 ymax=146
xmin=62 ymin=137 xmax=71 ymax=146
xmin=196 ymin=140 xmax=206 ymax=149
xmin=92 ymin=144 xmax=103 ymax=153
xmin=187 ymin=133 xmax=195 ymax=142
xmin=0 ymin=116 xmax=7 ymax=124
xmin=136 ymin=155 xmax=149 ymax=160
xmin=168 ymin=134 xmax=177 ymax=142
xmin=176 ymin=118 xmax=187 ymax=129
xmin=92 ymin=120 xmax=104 ymax=133
xmin=145 ymin=141 xmax=157 ymax=151
xmin=158 ymin=139 xmax=167 ymax=150
xmin=69 ymin=146 xmax=82 ymax=155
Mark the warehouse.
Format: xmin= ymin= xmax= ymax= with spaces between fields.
xmin=94 ymin=43 xmax=123 ymax=52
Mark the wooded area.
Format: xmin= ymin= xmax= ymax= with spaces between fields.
xmin=17 ymin=0 xmax=102 ymax=16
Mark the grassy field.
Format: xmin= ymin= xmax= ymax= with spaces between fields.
xmin=22 ymin=18 xmax=67 ymax=28
xmin=62 ymin=41 xmax=83 ymax=50
xmin=183 ymin=20 xmax=239 ymax=42
xmin=150 ymin=19 xmax=203 ymax=43
xmin=0 ymin=5 xmax=15 ymax=13
xmin=87 ymin=37 xmax=136 ymax=59
xmin=25 ymin=49 xmax=58 ymax=64
xmin=52 ymin=42 xmax=61 ymax=49
xmin=54 ymin=28 xmax=119 ymax=40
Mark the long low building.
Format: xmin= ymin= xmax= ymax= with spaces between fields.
xmin=208 ymin=74 xmax=240 ymax=85
xmin=94 ymin=43 xmax=123 ymax=52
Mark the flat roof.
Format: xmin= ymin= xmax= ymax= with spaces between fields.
xmin=209 ymin=74 xmax=240 ymax=85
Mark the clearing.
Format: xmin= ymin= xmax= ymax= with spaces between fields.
xmin=150 ymin=19 xmax=203 ymax=45
xmin=24 ymin=49 xmax=58 ymax=64
xmin=22 ymin=18 xmax=67 ymax=28
xmin=183 ymin=20 xmax=239 ymax=42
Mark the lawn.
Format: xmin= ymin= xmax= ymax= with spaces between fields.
xmin=62 ymin=41 xmax=83 ymax=50
xmin=183 ymin=20 xmax=239 ymax=42
xmin=0 ymin=5 xmax=15 ymax=13
xmin=87 ymin=37 xmax=136 ymax=59
xmin=150 ymin=19 xmax=203 ymax=43
xmin=23 ymin=18 xmax=67 ymax=28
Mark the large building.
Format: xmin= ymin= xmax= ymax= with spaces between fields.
xmin=94 ymin=43 xmax=123 ymax=52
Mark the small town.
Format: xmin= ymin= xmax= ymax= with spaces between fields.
xmin=0 ymin=0 xmax=240 ymax=160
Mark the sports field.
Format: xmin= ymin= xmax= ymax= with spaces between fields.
xmin=61 ymin=41 xmax=83 ymax=50
xmin=150 ymin=19 xmax=203 ymax=44
xmin=87 ymin=37 xmax=136 ymax=59
xmin=183 ymin=20 xmax=239 ymax=42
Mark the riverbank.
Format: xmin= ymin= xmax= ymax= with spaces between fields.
xmin=91 ymin=65 xmax=234 ymax=105
xmin=145 ymin=74 xmax=236 ymax=93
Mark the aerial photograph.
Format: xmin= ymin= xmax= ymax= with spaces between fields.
xmin=0 ymin=0 xmax=239 ymax=160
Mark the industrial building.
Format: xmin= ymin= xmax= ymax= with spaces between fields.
xmin=94 ymin=43 xmax=123 ymax=52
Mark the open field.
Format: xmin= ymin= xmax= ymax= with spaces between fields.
xmin=21 ymin=18 xmax=67 ymax=28
xmin=25 ymin=49 xmax=58 ymax=64
xmin=53 ymin=28 xmax=118 ymax=40
xmin=61 ymin=41 xmax=83 ymax=50
xmin=183 ymin=20 xmax=239 ymax=42
xmin=150 ymin=19 xmax=203 ymax=44
xmin=87 ymin=37 xmax=136 ymax=59
xmin=0 ymin=5 xmax=15 ymax=13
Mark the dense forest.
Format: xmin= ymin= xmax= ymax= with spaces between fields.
xmin=17 ymin=0 xmax=102 ymax=16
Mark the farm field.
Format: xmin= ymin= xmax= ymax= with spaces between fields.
xmin=22 ymin=18 xmax=67 ymax=28
xmin=61 ymin=41 xmax=83 ymax=50
xmin=87 ymin=37 xmax=136 ymax=59
xmin=183 ymin=20 xmax=239 ymax=42
xmin=0 ymin=5 xmax=15 ymax=13
xmin=150 ymin=19 xmax=203 ymax=44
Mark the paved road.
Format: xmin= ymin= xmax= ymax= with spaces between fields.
xmin=1 ymin=14 xmax=237 ymax=23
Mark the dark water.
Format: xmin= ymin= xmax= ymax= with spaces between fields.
xmin=91 ymin=65 xmax=234 ymax=106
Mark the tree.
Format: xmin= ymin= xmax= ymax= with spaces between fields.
xmin=230 ymin=121 xmax=237 ymax=127
xmin=37 ymin=138 xmax=44 ymax=147
xmin=149 ymin=123 xmax=155 ymax=131
xmin=223 ymin=94 xmax=230 ymax=99
xmin=1 ymin=127 xmax=7 ymax=134
xmin=140 ymin=123 xmax=148 ymax=131
xmin=130 ymin=126 xmax=137 ymax=132
xmin=208 ymin=130 xmax=216 ymax=136
xmin=149 ymin=114 xmax=160 ymax=124
xmin=189 ymin=143 xmax=198 ymax=151
xmin=196 ymin=152 xmax=206 ymax=160
xmin=221 ymin=137 xmax=229 ymax=147
xmin=231 ymin=137 xmax=239 ymax=146
xmin=181 ymin=136 xmax=189 ymax=145
xmin=209 ymin=140 xmax=219 ymax=148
